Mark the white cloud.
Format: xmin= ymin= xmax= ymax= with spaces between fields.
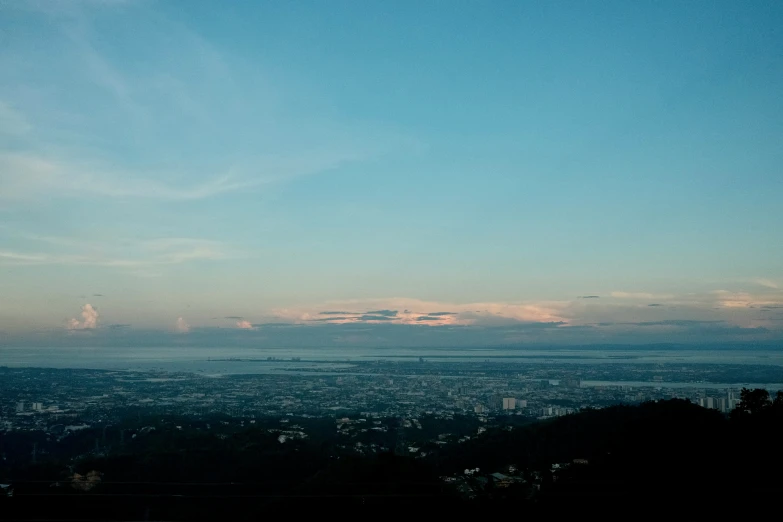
xmin=236 ymin=320 xmax=254 ymax=330
xmin=67 ymin=303 xmax=98 ymax=329
xmin=175 ymin=317 xmax=190 ymax=333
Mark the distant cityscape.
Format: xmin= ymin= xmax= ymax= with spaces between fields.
xmin=2 ymin=358 xmax=782 ymax=509
xmin=3 ymin=359 xmax=777 ymax=436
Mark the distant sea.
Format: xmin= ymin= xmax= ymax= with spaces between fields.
xmin=2 ymin=345 xmax=782 ymax=372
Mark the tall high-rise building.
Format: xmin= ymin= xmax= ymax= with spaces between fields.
xmin=16 ymin=402 xmax=24 ymax=413
xmin=502 ymin=398 xmax=516 ymax=410
xmin=727 ymin=389 xmax=737 ymax=411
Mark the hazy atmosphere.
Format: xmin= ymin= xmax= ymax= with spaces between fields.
xmin=1 ymin=0 xmax=782 ymax=348
xmin=4 ymin=2 xmax=783 ymax=517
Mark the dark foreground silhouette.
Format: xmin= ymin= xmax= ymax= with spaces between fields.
xmin=2 ymin=389 xmax=782 ymax=519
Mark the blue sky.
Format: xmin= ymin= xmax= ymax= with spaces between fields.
xmin=1 ymin=0 xmax=782 ymax=347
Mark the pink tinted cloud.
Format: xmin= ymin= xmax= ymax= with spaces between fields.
xmin=67 ymin=304 xmax=98 ymax=329
xmin=272 ymin=298 xmax=570 ymax=327
xmin=263 ymin=290 xmax=783 ymax=334
xmin=175 ymin=316 xmax=190 ymax=333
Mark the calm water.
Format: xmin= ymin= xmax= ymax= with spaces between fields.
xmin=581 ymin=380 xmax=783 ymax=390
xmin=2 ymin=346 xmax=782 ymax=372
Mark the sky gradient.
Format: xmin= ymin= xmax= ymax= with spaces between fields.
xmin=1 ymin=0 xmax=782 ymax=348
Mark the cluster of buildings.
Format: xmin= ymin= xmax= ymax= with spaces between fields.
xmin=0 ymin=361 xmax=767 ymax=436
xmin=16 ymin=402 xmax=47 ymax=413
xmin=696 ymin=390 xmax=739 ymax=413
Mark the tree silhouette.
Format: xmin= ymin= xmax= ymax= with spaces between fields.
xmin=772 ymin=391 xmax=783 ymax=414
xmin=732 ymin=388 xmax=771 ymax=417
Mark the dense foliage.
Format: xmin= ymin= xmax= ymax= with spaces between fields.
xmin=2 ymin=391 xmax=783 ymax=517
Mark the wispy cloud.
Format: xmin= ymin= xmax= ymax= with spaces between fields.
xmin=622 ymin=319 xmax=726 ymax=327
xmin=711 ymin=289 xmax=783 ymax=309
xmin=0 ymin=0 xmax=395 ymax=205
xmin=0 ymin=102 xmax=32 ymax=136
xmin=751 ymin=278 xmax=779 ymax=290
xmin=365 ymin=310 xmax=398 ymax=317
xmin=610 ymin=291 xmax=675 ymax=300
xmin=106 ymin=323 xmax=130 ymax=330
xmin=0 ymin=251 xmax=47 ymax=262
xmin=0 ymin=152 xmax=260 ymax=202
xmin=608 ymin=288 xmax=782 ymax=312
xmin=0 ymin=236 xmax=230 ymax=270
xmin=16 ymin=0 xmax=140 ymax=16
